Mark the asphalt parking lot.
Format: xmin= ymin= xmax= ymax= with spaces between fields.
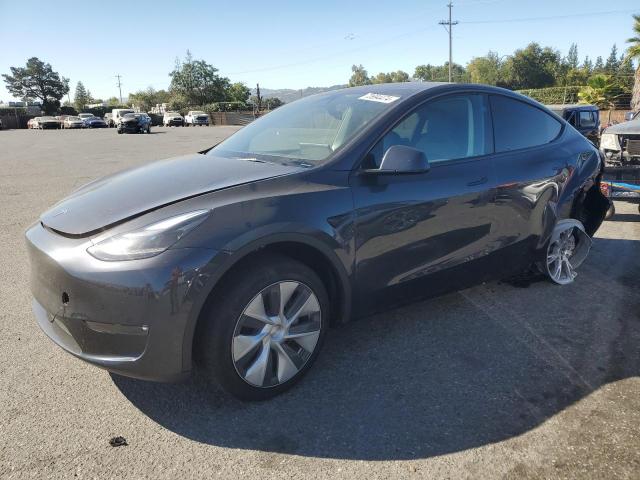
xmin=0 ymin=127 xmax=639 ymax=479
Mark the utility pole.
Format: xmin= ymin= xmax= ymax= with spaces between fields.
xmin=439 ymin=2 xmax=459 ymax=83
xmin=115 ymin=74 xmax=123 ymax=104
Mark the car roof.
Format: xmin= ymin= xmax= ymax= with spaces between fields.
xmin=546 ymin=103 xmax=598 ymax=111
xmin=328 ymin=82 xmax=449 ymax=98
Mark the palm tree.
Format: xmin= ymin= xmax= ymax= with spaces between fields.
xmin=627 ymin=14 xmax=640 ymax=111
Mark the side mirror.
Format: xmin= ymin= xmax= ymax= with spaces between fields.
xmin=364 ymin=145 xmax=430 ymax=174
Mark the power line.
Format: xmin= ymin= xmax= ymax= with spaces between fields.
xmin=439 ymin=2 xmax=459 ymax=83
xmin=115 ymin=74 xmax=123 ymax=104
xmin=460 ymin=8 xmax=638 ymax=24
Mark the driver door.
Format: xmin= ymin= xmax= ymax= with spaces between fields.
xmin=350 ymin=93 xmax=497 ymax=314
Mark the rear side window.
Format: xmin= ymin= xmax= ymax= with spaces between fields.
xmin=490 ymin=95 xmax=562 ymax=152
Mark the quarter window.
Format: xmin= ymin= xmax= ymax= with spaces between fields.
xmin=364 ymin=94 xmax=490 ymax=168
xmin=490 ymin=95 xmax=562 ymax=152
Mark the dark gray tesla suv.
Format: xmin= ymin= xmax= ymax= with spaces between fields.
xmin=26 ymin=83 xmax=609 ymax=400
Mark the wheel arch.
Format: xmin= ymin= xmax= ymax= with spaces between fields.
xmin=181 ymin=233 xmax=352 ymax=372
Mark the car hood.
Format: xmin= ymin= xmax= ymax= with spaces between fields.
xmin=41 ymin=153 xmax=302 ymax=236
xmin=604 ymin=120 xmax=640 ymax=135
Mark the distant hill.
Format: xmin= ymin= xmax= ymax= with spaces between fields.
xmin=252 ymin=85 xmax=347 ymax=104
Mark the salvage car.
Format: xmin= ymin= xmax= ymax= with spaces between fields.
xmin=36 ymin=116 xmax=61 ymax=129
xmin=163 ymin=111 xmax=184 ymax=126
xmin=63 ymin=116 xmax=85 ymax=129
xmin=116 ymin=112 xmax=151 ymax=134
xmin=26 ymin=83 xmax=608 ymax=400
xmin=599 ymin=116 xmax=640 ymax=214
xmin=83 ymin=116 xmax=108 ymax=128
xmin=185 ymin=110 xmax=209 ymax=126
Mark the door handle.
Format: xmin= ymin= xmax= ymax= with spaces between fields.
xmin=467 ymin=176 xmax=488 ymax=187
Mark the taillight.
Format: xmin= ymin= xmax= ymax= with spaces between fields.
xmin=600 ymin=181 xmax=610 ymax=197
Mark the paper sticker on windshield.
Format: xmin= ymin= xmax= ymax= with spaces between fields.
xmin=358 ymin=93 xmax=400 ymax=104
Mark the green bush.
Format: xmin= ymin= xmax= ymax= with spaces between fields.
xmin=516 ymin=86 xmax=584 ymax=104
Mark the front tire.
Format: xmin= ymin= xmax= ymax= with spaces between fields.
xmin=196 ymin=254 xmax=329 ymax=401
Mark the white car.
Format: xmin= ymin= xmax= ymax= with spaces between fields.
xmin=163 ymin=112 xmax=184 ymax=127
xmin=184 ymin=110 xmax=209 ymax=126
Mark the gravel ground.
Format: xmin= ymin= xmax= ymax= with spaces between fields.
xmin=0 ymin=127 xmax=639 ymax=479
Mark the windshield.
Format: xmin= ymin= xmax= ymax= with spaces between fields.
xmin=210 ymin=90 xmax=399 ymax=164
xmin=192 ymin=111 xmax=206 ymax=115
xmin=68 ymin=116 xmax=80 ymax=121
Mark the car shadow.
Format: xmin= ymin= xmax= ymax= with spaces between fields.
xmin=609 ymin=213 xmax=639 ymax=223
xmin=112 ymin=237 xmax=640 ymax=460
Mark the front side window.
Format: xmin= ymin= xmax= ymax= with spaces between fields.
xmin=490 ymin=95 xmax=562 ymax=152
xmin=364 ymin=94 xmax=490 ymax=169
xmin=211 ymin=90 xmax=399 ymax=164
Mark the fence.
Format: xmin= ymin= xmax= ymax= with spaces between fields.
xmin=209 ymin=112 xmax=256 ymax=126
xmin=0 ymin=112 xmax=35 ymax=129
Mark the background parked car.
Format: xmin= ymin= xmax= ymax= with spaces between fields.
xmin=111 ymin=108 xmax=135 ymax=127
xmin=185 ymin=110 xmax=209 ymax=126
xmin=117 ymin=113 xmax=151 ymax=134
xmin=83 ymin=116 xmax=108 ymax=128
xmin=104 ymin=113 xmax=114 ymax=127
xmin=547 ymin=104 xmax=600 ymax=145
xmin=163 ymin=111 xmax=184 ymax=126
xmin=27 ymin=118 xmax=38 ymax=129
xmin=63 ymin=116 xmax=85 ymax=129
xmin=37 ymin=116 xmax=61 ymax=129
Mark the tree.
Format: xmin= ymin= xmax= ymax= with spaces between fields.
xmin=501 ymin=43 xmax=561 ymax=89
xmin=626 ymin=14 xmax=640 ymax=110
xmin=566 ymin=43 xmax=579 ymax=69
xmin=106 ymin=96 xmax=121 ymax=106
xmin=389 ymin=70 xmax=409 ymax=83
xmin=349 ymin=64 xmax=371 ymax=87
xmin=227 ymin=82 xmax=251 ymax=103
xmin=129 ymin=87 xmax=171 ymax=111
xmin=74 ymin=81 xmax=90 ymax=111
xmin=263 ymin=97 xmax=284 ymax=109
xmin=467 ymin=52 xmax=503 ymax=85
xmin=582 ymin=56 xmax=593 ymax=74
xmin=594 ymin=56 xmax=605 ymax=73
xmin=370 ymin=70 xmax=409 ymax=84
xmin=2 ymin=57 xmax=69 ymax=114
xmin=414 ymin=63 xmax=467 ymax=82
xmin=169 ymin=50 xmax=230 ymax=105
xmin=578 ymin=75 xmax=625 ymax=118
xmin=605 ymin=44 xmax=620 ymax=72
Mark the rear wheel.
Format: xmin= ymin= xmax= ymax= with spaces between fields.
xmin=605 ymin=202 xmax=616 ymax=219
xmin=196 ymin=254 xmax=329 ymax=401
xmin=542 ymin=220 xmax=591 ymax=285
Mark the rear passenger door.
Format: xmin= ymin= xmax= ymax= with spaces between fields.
xmin=488 ymin=95 xmax=566 ymax=268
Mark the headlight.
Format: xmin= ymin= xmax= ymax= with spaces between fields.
xmin=600 ymin=133 xmax=620 ymax=151
xmin=87 ymin=210 xmax=209 ymax=261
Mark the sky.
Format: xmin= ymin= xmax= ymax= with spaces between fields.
xmin=0 ymin=0 xmax=638 ymax=102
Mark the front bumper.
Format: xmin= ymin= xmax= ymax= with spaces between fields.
xmin=166 ymin=119 xmax=183 ymax=126
xmin=26 ymin=222 xmax=219 ymax=381
xmin=118 ymin=123 xmax=143 ymax=133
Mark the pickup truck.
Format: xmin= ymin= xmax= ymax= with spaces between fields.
xmin=600 ymin=115 xmax=640 ymax=215
xmin=184 ymin=110 xmax=209 ymax=126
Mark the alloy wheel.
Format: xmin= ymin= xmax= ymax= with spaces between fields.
xmin=546 ymin=227 xmax=578 ymax=285
xmin=232 ymin=281 xmax=322 ymax=388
